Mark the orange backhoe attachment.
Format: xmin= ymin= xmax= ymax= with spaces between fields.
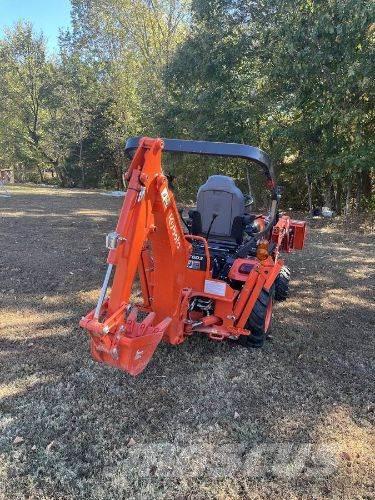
xmin=80 ymin=136 xmax=306 ymax=375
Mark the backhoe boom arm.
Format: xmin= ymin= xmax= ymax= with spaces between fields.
xmin=80 ymin=137 xmax=190 ymax=375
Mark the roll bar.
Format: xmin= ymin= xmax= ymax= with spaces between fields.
xmin=125 ymin=136 xmax=279 ymax=237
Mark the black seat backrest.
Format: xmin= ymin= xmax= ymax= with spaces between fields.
xmin=196 ymin=175 xmax=245 ymax=238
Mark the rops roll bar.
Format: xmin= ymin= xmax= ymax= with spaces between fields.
xmin=125 ymin=137 xmax=279 ymax=237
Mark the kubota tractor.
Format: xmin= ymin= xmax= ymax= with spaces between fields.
xmin=80 ymin=137 xmax=306 ymax=375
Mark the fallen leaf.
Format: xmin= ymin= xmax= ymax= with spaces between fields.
xmin=13 ymin=436 xmax=24 ymax=445
xmin=234 ymin=411 xmax=240 ymax=419
xmin=340 ymin=451 xmax=351 ymax=462
xmin=127 ymin=437 xmax=136 ymax=447
xmin=46 ymin=441 xmax=55 ymax=452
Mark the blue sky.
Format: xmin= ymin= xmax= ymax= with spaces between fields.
xmin=0 ymin=0 xmax=72 ymax=52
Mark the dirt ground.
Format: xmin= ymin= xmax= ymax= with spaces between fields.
xmin=0 ymin=185 xmax=374 ymax=499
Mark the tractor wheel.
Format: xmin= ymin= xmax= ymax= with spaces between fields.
xmin=274 ymin=266 xmax=290 ymax=302
xmin=242 ymin=288 xmax=274 ymax=348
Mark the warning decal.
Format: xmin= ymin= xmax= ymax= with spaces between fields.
xmin=204 ymin=280 xmax=226 ymax=297
xmin=161 ymin=187 xmax=170 ymax=207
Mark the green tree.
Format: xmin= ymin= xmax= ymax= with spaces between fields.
xmin=0 ymin=0 xmax=373 ymax=211
xmin=163 ymin=0 xmax=374 ymax=211
xmin=0 ymin=22 xmax=54 ymax=181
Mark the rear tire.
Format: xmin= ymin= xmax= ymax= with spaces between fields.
xmin=242 ymin=288 xmax=274 ymax=348
xmin=274 ymin=266 xmax=290 ymax=302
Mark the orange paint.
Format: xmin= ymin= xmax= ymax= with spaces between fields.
xmin=79 ymin=137 xmax=306 ymax=375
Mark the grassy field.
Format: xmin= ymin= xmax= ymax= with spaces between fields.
xmin=0 ymin=185 xmax=374 ymax=499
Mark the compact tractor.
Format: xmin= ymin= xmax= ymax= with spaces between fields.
xmin=80 ymin=137 xmax=306 ymax=375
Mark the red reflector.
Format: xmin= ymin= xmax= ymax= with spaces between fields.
xmin=238 ymin=263 xmax=254 ymax=274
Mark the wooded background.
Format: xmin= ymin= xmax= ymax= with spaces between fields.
xmin=0 ymin=0 xmax=373 ymax=213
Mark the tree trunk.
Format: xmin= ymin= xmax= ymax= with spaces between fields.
xmin=344 ymin=180 xmax=351 ymax=218
xmin=330 ymin=181 xmax=337 ymax=212
xmin=53 ymin=163 xmax=68 ymax=187
xmin=114 ymin=143 xmax=125 ymax=189
xmin=36 ymin=164 xmax=44 ymax=183
xmin=356 ymin=177 xmax=362 ymax=213
xmin=335 ymin=179 xmax=342 ymax=214
xmin=306 ymin=173 xmax=313 ymax=213
xmin=77 ymin=90 xmax=86 ymax=188
xmin=78 ymin=125 xmax=85 ymax=188
xmin=362 ymin=170 xmax=372 ymax=201
xmin=246 ymin=168 xmax=255 ymax=206
xmin=323 ymin=186 xmax=331 ymax=208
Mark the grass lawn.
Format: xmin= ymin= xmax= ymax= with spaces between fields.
xmin=0 ymin=185 xmax=374 ymax=499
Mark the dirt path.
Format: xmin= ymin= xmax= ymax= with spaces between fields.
xmin=0 ymin=186 xmax=374 ymax=499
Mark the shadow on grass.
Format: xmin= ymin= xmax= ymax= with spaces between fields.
xmin=0 ymin=188 xmax=374 ymax=498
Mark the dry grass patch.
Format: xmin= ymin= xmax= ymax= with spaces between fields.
xmin=0 ymin=185 xmax=374 ymax=499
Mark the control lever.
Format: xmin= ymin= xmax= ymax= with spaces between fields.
xmin=236 ymin=237 xmax=257 ymax=258
xmin=206 ymin=212 xmax=218 ymax=240
xmin=178 ymin=208 xmax=190 ymax=233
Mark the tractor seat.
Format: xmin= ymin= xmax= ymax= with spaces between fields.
xmin=189 ymin=175 xmax=246 ymax=244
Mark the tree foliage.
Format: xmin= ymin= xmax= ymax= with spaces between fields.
xmin=0 ymin=0 xmax=373 ymax=212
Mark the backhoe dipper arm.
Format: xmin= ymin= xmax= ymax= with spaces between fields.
xmin=79 ymin=137 xmax=190 ymax=375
